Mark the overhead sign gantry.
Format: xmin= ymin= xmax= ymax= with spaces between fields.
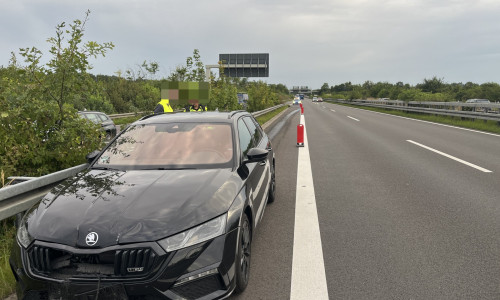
xmin=206 ymin=53 xmax=269 ymax=81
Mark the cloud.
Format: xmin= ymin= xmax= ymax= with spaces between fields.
xmin=1 ymin=0 xmax=500 ymax=88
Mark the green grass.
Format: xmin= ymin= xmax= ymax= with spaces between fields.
xmin=0 ymin=219 xmax=16 ymax=299
xmin=256 ymin=105 xmax=289 ymax=125
xmin=334 ymin=102 xmax=500 ymax=134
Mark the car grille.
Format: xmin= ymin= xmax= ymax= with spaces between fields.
xmin=171 ymin=275 xmax=224 ymax=300
xmin=28 ymin=245 xmax=158 ymax=280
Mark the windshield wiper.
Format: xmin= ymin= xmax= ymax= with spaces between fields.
xmin=141 ymin=167 xmax=198 ymax=170
xmin=91 ymin=166 xmax=121 ymax=171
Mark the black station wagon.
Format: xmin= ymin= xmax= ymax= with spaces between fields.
xmin=11 ymin=110 xmax=276 ymax=299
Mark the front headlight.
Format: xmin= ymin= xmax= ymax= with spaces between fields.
xmin=158 ymin=214 xmax=227 ymax=252
xmin=17 ymin=221 xmax=33 ymax=249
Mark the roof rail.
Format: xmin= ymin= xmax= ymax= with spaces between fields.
xmin=138 ymin=113 xmax=168 ymax=121
xmin=228 ymin=110 xmax=247 ymax=119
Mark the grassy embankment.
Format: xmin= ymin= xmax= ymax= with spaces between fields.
xmin=334 ymin=102 xmax=500 ymax=134
xmin=0 ymin=218 xmax=16 ymax=299
xmin=0 ymin=105 xmax=289 ymax=298
xmin=255 ymin=105 xmax=289 ymax=125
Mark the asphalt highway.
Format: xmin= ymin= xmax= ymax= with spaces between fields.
xmin=232 ymin=100 xmax=500 ymax=299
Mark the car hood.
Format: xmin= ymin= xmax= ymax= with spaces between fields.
xmin=26 ymin=168 xmax=241 ymax=248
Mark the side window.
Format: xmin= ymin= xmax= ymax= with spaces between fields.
xmin=238 ymin=119 xmax=253 ymax=159
xmin=98 ymin=114 xmax=110 ymax=122
xmin=243 ymin=117 xmax=262 ymax=146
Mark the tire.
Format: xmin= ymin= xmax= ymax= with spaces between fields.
xmin=267 ymin=160 xmax=276 ymax=203
xmin=234 ymin=214 xmax=251 ymax=294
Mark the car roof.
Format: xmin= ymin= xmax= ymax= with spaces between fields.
xmin=466 ymin=99 xmax=490 ymax=102
xmin=136 ymin=111 xmax=250 ymax=125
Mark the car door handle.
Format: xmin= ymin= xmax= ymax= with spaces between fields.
xmin=259 ymin=161 xmax=266 ymax=166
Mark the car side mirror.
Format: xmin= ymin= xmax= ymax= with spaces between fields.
xmin=243 ymin=148 xmax=268 ymax=165
xmin=86 ymin=150 xmax=101 ymax=164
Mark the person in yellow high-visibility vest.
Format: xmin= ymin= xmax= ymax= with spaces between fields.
xmin=183 ymin=100 xmax=207 ymax=112
xmin=154 ymin=99 xmax=173 ymax=114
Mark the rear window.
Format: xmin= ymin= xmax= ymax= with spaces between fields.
xmin=95 ymin=122 xmax=234 ymax=169
xmin=83 ymin=113 xmax=100 ymax=123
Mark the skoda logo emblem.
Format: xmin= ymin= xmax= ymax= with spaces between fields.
xmin=86 ymin=232 xmax=99 ymax=246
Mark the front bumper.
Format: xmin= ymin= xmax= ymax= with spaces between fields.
xmin=10 ymin=228 xmax=239 ymax=300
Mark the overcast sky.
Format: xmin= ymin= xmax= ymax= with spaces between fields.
xmin=2 ymin=0 xmax=500 ymax=89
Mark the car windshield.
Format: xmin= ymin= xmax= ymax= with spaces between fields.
xmin=94 ymin=122 xmax=234 ymax=169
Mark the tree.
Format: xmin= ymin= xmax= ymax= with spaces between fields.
xmin=104 ymin=76 xmax=159 ymax=113
xmin=18 ymin=10 xmax=114 ymax=123
xmin=208 ymin=63 xmax=238 ymax=111
xmin=417 ymin=76 xmax=445 ymax=94
xmin=331 ymin=82 xmax=353 ymax=92
xmin=0 ymin=11 xmax=113 ymax=179
xmin=0 ymin=64 xmax=102 ymax=178
xmin=320 ymin=83 xmax=330 ymax=95
xmin=124 ymin=60 xmax=160 ymax=81
xmin=247 ymin=81 xmax=279 ymax=112
xmin=167 ymin=49 xmax=205 ymax=82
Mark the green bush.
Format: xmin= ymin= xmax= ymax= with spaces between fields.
xmin=0 ymin=96 xmax=102 ymax=179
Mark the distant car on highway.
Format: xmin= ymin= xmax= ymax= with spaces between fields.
xmin=317 ymin=97 xmax=323 ymax=102
xmin=465 ymin=99 xmax=490 ymax=104
xmin=293 ymin=98 xmax=302 ymax=105
xmin=312 ymin=97 xmax=318 ymax=102
xmin=465 ymin=99 xmax=491 ymax=113
xmin=78 ymin=111 xmax=117 ymax=141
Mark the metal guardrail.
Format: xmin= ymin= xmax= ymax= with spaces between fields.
xmin=329 ymin=99 xmax=500 ymax=122
xmin=109 ymin=111 xmax=179 ymax=119
xmin=108 ymin=112 xmax=144 ymax=119
xmin=251 ymin=104 xmax=285 ymax=118
xmin=0 ymin=164 xmax=88 ymax=221
xmin=109 ymin=105 xmax=285 ymax=120
xmin=0 ymin=105 xmax=287 ymax=221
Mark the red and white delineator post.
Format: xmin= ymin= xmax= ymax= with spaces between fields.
xmin=297 ymin=103 xmax=305 ymax=146
xmin=297 ymin=124 xmax=304 ymax=147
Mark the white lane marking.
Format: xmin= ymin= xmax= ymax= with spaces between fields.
xmin=347 ymin=116 xmax=360 ymax=122
xmin=291 ymin=114 xmax=329 ymax=300
xmin=407 ymin=140 xmax=493 ymax=173
xmin=330 ymin=109 xmax=336 ymax=112
xmin=343 ymin=105 xmax=500 ymax=138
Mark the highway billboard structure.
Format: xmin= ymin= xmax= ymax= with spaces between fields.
xmin=205 ymin=53 xmax=269 ymax=81
xmin=290 ymin=86 xmax=312 ymax=95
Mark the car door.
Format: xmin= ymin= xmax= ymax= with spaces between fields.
xmin=241 ymin=116 xmax=269 ymax=225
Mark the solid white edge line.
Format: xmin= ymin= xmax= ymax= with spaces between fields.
xmin=347 ymin=116 xmax=360 ymax=122
xmin=407 ymin=140 xmax=493 ymax=173
xmin=340 ymin=104 xmax=500 ymax=137
xmin=290 ymin=114 xmax=329 ymax=300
